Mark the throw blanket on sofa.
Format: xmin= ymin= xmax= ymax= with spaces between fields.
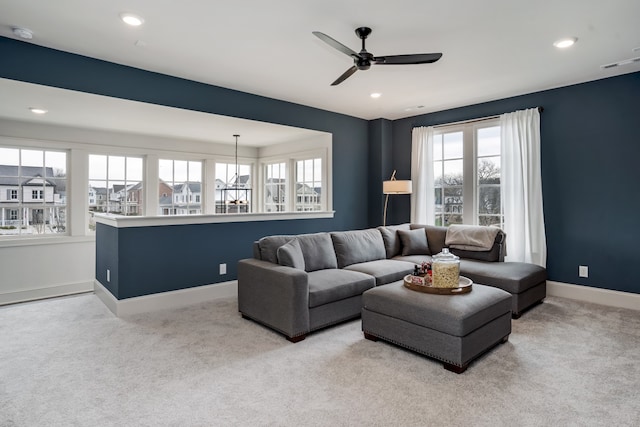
xmin=445 ymin=225 xmax=500 ymax=252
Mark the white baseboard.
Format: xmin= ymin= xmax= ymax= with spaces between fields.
xmin=94 ymin=280 xmax=238 ymax=317
xmin=0 ymin=281 xmax=94 ymax=306
xmin=547 ymin=281 xmax=640 ymax=311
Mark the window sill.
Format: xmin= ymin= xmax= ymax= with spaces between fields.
xmin=94 ymin=211 xmax=336 ymax=228
xmin=0 ymin=235 xmax=95 ymax=248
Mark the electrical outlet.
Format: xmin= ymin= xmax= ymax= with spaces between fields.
xmin=106 ymin=269 xmax=111 ymax=282
xmin=219 ymin=263 xmax=227 ymax=275
xmin=579 ymin=265 xmax=588 ymax=278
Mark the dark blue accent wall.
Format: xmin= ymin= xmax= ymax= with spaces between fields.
xmin=3 ymin=36 xmax=639 ymax=298
xmin=391 ymin=72 xmax=640 ymax=294
xmin=95 ymin=223 xmax=119 ymax=296
xmin=99 ymin=218 xmax=338 ymax=299
xmin=367 ymin=118 xmax=394 ymax=226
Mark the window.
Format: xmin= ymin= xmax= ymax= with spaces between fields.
xmin=433 ymin=121 xmax=502 ymax=227
xmin=295 ymin=158 xmax=322 ymax=212
xmin=88 ymin=155 xmax=143 ymax=230
xmin=158 ymin=159 xmax=202 ymax=216
xmin=476 ymin=126 xmax=502 ymax=226
xmin=215 ymin=162 xmax=252 ymax=213
xmin=264 ymin=162 xmax=287 ymax=212
xmin=0 ymin=147 xmax=67 ymax=237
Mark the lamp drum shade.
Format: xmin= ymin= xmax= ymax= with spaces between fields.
xmin=383 ymin=180 xmax=412 ymax=194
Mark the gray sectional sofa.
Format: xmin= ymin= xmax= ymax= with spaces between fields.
xmin=238 ymin=224 xmax=546 ymax=342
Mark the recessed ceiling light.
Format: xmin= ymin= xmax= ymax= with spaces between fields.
xmin=120 ymin=13 xmax=144 ymax=26
xmin=29 ymin=107 xmax=48 ymax=115
xmin=553 ymin=37 xmax=577 ymax=49
xmin=370 ymin=93 xmax=381 ymax=99
xmin=12 ymin=27 xmax=33 ymax=40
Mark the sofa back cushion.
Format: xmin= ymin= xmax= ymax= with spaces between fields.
xmin=256 ymin=235 xmax=294 ymax=263
xmin=276 ymin=238 xmax=306 ymax=270
xmin=378 ymin=224 xmax=411 ymax=258
xmin=331 ymin=229 xmax=386 ymax=268
xmin=296 ymin=233 xmax=338 ymax=272
xmin=398 ymin=228 xmax=430 ymax=256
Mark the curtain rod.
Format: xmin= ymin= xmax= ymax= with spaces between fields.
xmin=428 ymin=106 xmax=544 ymax=129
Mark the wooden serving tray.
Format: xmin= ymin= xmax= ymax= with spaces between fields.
xmin=403 ymin=275 xmax=473 ymax=295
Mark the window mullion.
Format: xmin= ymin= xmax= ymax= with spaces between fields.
xmin=462 ymin=125 xmax=475 ymax=225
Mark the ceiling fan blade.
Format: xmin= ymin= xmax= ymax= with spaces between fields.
xmin=331 ymin=66 xmax=358 ymax=86
xmin=374 ymin=53 xmax=443 ymax=65
xmin=313 ymin=31 xmax=360 ymax=59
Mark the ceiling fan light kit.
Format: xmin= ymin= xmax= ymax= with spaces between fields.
xmin=313 ymin=27 xmax=443 ymax=85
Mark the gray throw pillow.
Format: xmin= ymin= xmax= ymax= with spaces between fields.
xmin=277 ymin=239 xmax=306 ymax=270
xmin=398 ymin=229 xmax=430 ymax=256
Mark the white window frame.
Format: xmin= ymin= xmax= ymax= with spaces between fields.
xmin=262 ymin=159 xmax=289 ymax=213
xmin=158 ymin=158 xmax=203 ymax=216
xmin=259 ymin=147 xmax=329 ymax=213
xmin=0 ymin=145 xmax=68 ymax=238
xmin=213 ymin=158 xmax=254 ymax=214
xmin=432 ymin=119 xmax=502 ymax=227
xmin=88 ymin=154 xmax=145 ymax=231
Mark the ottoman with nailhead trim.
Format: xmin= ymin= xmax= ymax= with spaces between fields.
xmin=362 ymin=281 xmax=512 ymax=373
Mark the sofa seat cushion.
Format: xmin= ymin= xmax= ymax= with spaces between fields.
xmin=459 ymin=260 xmax=547 ymax=294
xmin=344 ymin=259 xmax=415 ymax=286
xmin=308 ymin=269 xmax=375 ymax=308
xmin=331 ymin=229 xmax=386 ymax=268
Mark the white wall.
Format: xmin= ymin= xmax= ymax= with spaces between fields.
xmin=0 ymin=238 xmax=95 ymax=304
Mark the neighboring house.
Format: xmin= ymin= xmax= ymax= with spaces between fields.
xmin=164 ymin=182 xmax=201 ymax=215
xmin=88 ymin=187 xmax=108 ymax=211
xmin=295 ymin=183 xmax=320 ymax=211
xmin=0 ymin=165 xmax=65 ymax=230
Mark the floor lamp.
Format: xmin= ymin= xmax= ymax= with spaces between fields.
xmin=382 ymin=170 xmax=412 ymax=226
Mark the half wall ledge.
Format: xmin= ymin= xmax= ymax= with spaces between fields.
xmin=94 ymin=211 xmax=335 ymax=228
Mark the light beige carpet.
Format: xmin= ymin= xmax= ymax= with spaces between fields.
xmin=0 ymin=292 xmax=638 ymax=426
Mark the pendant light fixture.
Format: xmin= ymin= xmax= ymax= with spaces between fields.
xmin=228 ymin=134 xmax=248 ymax=206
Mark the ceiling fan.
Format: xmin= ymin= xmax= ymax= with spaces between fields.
xmin=312 ymin=27 xmax=443 ymax=86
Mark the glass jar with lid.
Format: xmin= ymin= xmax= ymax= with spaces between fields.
xmin=431 ymin=248 xmax=460 ymax=288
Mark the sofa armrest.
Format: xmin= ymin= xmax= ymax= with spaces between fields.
xmin=237 ymin=258 xmax=310 ymax=338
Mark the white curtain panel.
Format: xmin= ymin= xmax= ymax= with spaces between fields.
xmin=411 ymin=126 xmax=435 ymax=224
xmin=500 ymin=108 xmax=547 ymax=267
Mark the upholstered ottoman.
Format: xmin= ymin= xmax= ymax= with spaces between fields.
xmin=362 ymin=281 xmax=512 ymax=373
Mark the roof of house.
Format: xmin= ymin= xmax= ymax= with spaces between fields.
xmin=0 ymin=165 xmax=59 ymax=187
xmin=173 ymin=182 xmax=201 ymax=193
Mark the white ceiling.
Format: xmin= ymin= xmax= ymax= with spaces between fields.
xmin=0 ymin=78 xmax=323 ymax=147
xmin=1 ymin=0 xmax=639 ymax=127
